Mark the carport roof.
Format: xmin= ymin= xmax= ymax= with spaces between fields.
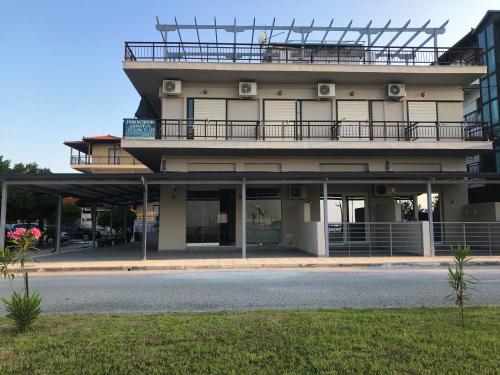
xmin=1 ymin=171 xmax=500 ymax=206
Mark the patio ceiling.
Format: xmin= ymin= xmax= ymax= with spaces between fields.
xmin=1 ymin=171 xmax=500 ymax=208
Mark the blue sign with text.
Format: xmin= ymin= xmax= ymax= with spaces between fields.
xmin=123 ymin=119 xmax=156 ymax=138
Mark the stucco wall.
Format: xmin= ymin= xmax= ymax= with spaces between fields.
xmin=162 ymin=155 xmax=466 ymax=173
xmin=158 ymin=184 xmax=186 ymax=250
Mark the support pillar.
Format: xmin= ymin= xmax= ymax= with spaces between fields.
xmin=55 ymin=194 xmax=62 ymax=254
xmin=0 ymin=182 xmax=7 ymax=249
xmin=322 ymin=181 xmax=329 ymax=257
xmin=91 ymin=203 xmax=97 ymax=248
xmin=142 ymin=180 xmax=148 ymax=260
xmin=241 ymin=179 xmax=246 ymax=259
xmin=427 ymin=182 xmax=435 ymax=256
xmin=123 ymin=207 xmax=127 ymax=243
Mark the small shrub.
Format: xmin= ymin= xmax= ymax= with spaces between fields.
xmin=2 ymin=291 xmax=42 ymax=331
xmin=448 ymin=245 xmax=476 ymax=326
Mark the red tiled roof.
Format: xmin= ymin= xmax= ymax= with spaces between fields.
xmin=82 ymin=135 xmax=120 ymax=141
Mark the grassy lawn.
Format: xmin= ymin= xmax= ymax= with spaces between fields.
xmin=1 ymin=307 xmax=499 ymax=374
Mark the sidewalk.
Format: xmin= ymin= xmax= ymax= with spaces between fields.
xmin=18 ymin=256 xmax=500 ymax=273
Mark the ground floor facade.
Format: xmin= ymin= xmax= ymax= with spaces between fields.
xmin=156 ymin=181 xmax=500 ymax=257
xmin=1 ymin=172 xmax=499 ymax=258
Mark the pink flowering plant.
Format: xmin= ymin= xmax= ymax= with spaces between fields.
xmin=1 ymin=227 xmax=43 ymax=331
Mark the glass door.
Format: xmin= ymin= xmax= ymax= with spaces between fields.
xmin=186 ymin=190 xmax=220 ymax=246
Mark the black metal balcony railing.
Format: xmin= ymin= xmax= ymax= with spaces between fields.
xmin=70 ymin=156 xmax=140 ymax=165
xmin=124 ymin=42 xmax=483 ymax=66
xmin=123 ymin=119 xmax=491 ymax=142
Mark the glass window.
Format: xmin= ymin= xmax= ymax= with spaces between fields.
xmin=496 ymin=151 xmax=500 ymax=173
xmin=483 ymin=103 xmax=491 ymax=123
xmin=490 ymin=74 xmax=498 ymax=99
xmin=488 ymin=49 xmax=496 ymax=73
xmin=246 ymin=188 xmax=282 ymax=244
xmin=478 ymin=30 xmax=486 ymax=50
xmin=486 ymin=24 xmax=494 ymax=49
xmin=491 ymin=99 xmax=499 ymax=125
xmin=481 ymin=78 xmax=490 ymax=102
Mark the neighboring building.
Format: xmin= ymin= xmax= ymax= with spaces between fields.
xmin=445 ymin=10 xmax=500 ymax=202
xmin=64 ymin=135 xmax=150 ymax=173
xmin=113 ymin=19 xmax=496 ymax=256
xmin=64 ymin=135 xmax=154 ymax=229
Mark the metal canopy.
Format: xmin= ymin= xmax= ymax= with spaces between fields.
xmin=155 ymin=18 xmax=449 ymax=48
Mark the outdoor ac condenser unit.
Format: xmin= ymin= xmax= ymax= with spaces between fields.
xmin=239 ymin=82 xmax=257 ymax=97
xmin=374 ymin=184 xmax=397 ymax=197
xmin=162 ymin=80 xmax=182 ymax=95
xmin=317 ymin=83 xmax=336 ymax=98
xmin=387 ymin=83 xmax=406 ymax=99
xmin=289 ymin=185 xmax=308 ymax=200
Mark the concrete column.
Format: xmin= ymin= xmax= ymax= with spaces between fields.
xmin=241 ymin=179 xmax=246 ymax=258
xmin=55 ymin=195 xmax=62 ymax=254
xmin=427 ymin=182 xmax=435 ymax=256
xmin=142 ymin=182 xmax=148 ymax=260
xmin=322 ymin=181 xmax=329 ymax=258
xmin=91 ymin=203 xmax=97 ymax=248
xmin=0 ymin=182 xmax=7 ymax=249
xmin=421 ymin=221 xmax=432 ymax=256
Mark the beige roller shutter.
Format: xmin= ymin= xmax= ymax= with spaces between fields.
xmin=227 ymin=99 xmax=259 ymax=139
xmin=437 ymin=102 xmax=463 ymax=122
xmin=193 ymin=99 xmax=226 ymax=138
xmin=301 ymin=101 xmax=332 ymax=138
xmin=194 ymin=99 xmax=226 ymax=120
xmin=337 ymin=100 xmax=369 ymax=121
xmin=337 ymin=100 xmax=370 ymax=138
xmin=408 ymin=101 xmax=438 ymax=140
xmin=264 ymin=100 xmax=296 ymax=120
xmin=407 ymin=101 xmax=437 ymax=122
xmin=264 ymin=100 xmax=296 ymax=138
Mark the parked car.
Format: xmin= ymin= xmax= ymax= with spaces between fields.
xmin=63 ymin=224 xmax=100 ymax=241
xmin=43 ymin=224 xmax=100 ymax=243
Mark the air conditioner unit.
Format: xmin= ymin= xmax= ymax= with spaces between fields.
xmin=374 ymin=184 xmax=397 ymax=197
xmin=387 ymin=83 xmax=406 ymax=99
xmin=317 ymin=83 xmax=336 ymax=98
xmin=162 ymin=80 xmax=182 ymax=95
xmin=239 ymin=82 xmax=257 ymax=97
xmin=289 ymin=185 xmax=308 ymax=200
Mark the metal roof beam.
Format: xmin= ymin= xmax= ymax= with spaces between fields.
xmin=267 ymin=17 xmax=276 ymax=43
xmin=369 ymin=19 xmax=391 ymax=46
xmin=320 ymin=19 xmax=334 ymax=44
xmin=284 ymin=19 xmax=295 ymax=43
xmin=337 ymin=20 xmax=353 ymax=44
xmin=174 ymin=17 xmax=187 ymax=60
xmin=303 ymin=19 xmax=315 ymax=43
xmin=355 ymin=20 xmax=372 ymax=44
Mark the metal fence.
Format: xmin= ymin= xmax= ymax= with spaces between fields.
xmin=328 ymin=222 xmax=423 ymax=257
xmin=434 ymin=222 xmax=500 ymax=256
xmin=148 ymin=119 xmax=490 ymax=142
xmin=70 ymin=156 xmax=139 ymax=165
xmin=124 ymin=42 xmax=483 ymax=66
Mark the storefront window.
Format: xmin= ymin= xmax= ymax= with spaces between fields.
xmin=246 ymin=188 xmax=282 ymax=244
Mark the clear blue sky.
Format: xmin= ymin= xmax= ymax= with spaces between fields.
xmin=0 ymin=0 xmax=498 ymax=172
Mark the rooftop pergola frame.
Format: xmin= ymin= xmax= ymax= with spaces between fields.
xmin=2 ymin=171 xmax=500 ymax=259
xmin=154 ymin=17 xmax=449 ymax=49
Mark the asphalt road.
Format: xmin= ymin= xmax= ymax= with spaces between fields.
xmin=1 ymin=266 xmax=499 ymax=314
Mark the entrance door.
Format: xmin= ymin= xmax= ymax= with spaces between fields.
xmin=186 ymin=189 xmax=236 ymax=247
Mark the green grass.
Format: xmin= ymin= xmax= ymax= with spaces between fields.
xmin=1 ymin=307 xmax=499 ymax=374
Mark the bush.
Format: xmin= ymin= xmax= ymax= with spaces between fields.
xmin=2 ymin=291 xmax=42 ymax=331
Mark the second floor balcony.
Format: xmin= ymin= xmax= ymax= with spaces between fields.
xmin=123 ymin=119 xmax=491 ymax=143
xmin=70 ymin=155 xmax=142 ymax=165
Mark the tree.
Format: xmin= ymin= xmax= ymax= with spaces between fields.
xmin=0 ymin=155 xmax=57 ymax=226
xmin=62 ymin=202 xmax=81 ymax=224
xmin=448 ymin=245 xmax=476 ymax=326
